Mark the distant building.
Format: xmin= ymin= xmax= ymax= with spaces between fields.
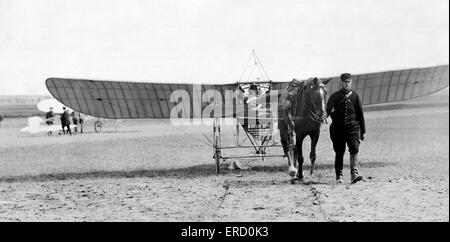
xmin=0 ymin=95 xmax=51 ymax=117
xmin=0 ymin=95 xmax=51 ymax=106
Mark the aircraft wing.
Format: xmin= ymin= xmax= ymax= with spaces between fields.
xmin=46 ymin=64 xmax=448 ymax=119
xmin=46 ymin=78 xmax=238 ymax=119
xmin=321 ymin=65 xmax=449 ymax=106
xmin=37 ymin=98 xmax=73 ymax=113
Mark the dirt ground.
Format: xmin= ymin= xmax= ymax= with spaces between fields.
xmin=0 ymin=93 xmax=448 ymax=221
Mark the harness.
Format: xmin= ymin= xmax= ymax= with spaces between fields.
xmin=332 ymin=90 xmax=360 ymax=127
xmin=340 ymin=91 xmax=353 ymax=104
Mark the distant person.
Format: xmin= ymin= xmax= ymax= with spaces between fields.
xmin=71 ymin=111 xmax=82 ymax=134
xmin=326 ymin=73 xmax=366 ymax=184
xmin=246 ymin=84 xmax=259 ymax=105
xmin=78 ymin=113 xmax=84 ymax=133
xmin=61 ymin=107 xmax=72 ymax=135
xmin=246 ymin=84 xmax=265 ymax=111
xmin=0 ymin=113 xmax=3 ymax=127
xmin=45 ymin=107 xmax=55 ymax=135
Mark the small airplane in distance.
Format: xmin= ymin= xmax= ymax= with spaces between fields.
xmin=21 ymin=98 xmax=80 ymax=135
xmin=21 ymin=98 xmax=122 ymax=135
xmin=37 ymin=98 xmax=74 ymax=114
xmin=37 ymin=98 xmax=98 ymax=121
xmin=20 ymin=116 xmax=77 ymax=135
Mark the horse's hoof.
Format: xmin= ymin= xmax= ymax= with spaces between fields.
xmin=290 ymin=178 xmax=297 ymax=184
xmin=289 ymin=170 xmax=297 ymax=177
xmin=288 ymin=167 xmax=298 ymax=178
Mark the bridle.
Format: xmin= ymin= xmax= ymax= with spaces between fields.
xmin=299 ymin=84 xmax=328 ymax=125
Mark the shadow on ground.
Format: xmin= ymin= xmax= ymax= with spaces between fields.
xmin=0 ymin=161 xmax=394 ymax=183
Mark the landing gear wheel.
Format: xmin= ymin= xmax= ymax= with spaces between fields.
xmin=94 ymin=121 xmax=103 ymax=133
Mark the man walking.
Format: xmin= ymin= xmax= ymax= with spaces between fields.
xmin=326 ymin=73 xmax=365 ymax=183
xmin=45 ymin=107 xmax=55 ymax=135
xmin=61 ymin=107 xmax=72 ymax=135
xmin=71 ymin=111 xmax=79 ymax=134
xmin=79 ymin=114 xmax=84 ymax=133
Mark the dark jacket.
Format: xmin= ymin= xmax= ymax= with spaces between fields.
xmin=61 ymin=110 xmax=71 ymax=125
xmin=71 ymin=111 xmax=80 ymax=120
xmin=326 ymin=88 xmax=365 ymax=135
xmin=46 ymin=111 xmax=54 ymax=120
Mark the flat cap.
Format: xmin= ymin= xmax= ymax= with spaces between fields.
xmin=340 ymin=73 xmax=352 ymax=82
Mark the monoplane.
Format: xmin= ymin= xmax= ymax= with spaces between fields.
xmin=43 ymin=52 xmax=449 ymax=172
xmin=21 ymin=98 xmax=125 ymax=134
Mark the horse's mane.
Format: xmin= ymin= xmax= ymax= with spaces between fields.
xmin=279 ymin=78 xmax=321 ymax=118
xmin=289 ymin=78 xmax=314 ymax=99
xmin=299 ymin=77 xmax=317 ymax=89
xmin=279 ymin=79 xmax=304 ymax=116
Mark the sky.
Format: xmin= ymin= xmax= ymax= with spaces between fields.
xmin=0 ymin=0 xmax=448 ymax=95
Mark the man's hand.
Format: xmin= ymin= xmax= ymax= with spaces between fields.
xmin=360 ymin=133 xmax=365 ymax=141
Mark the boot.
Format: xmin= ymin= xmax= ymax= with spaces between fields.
xmin=350 ymin=153 xmax=363 ymax=183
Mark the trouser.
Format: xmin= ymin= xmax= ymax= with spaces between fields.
xmin=79 ymin=120 xmax=84 ymax=133
xmin=330 ymin=123 xmax=360 ymax=177
xmin=73 ymin=119 xmax=79 ymax=133
xmin=334 ymin=153 xmax=359 ymax=177
xmin=62 ymin=124 xmax=72 ymax=135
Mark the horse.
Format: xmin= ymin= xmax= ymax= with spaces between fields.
xmin=278 ymin=77 xmax=331 ymax=182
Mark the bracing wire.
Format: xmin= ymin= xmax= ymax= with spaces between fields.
xmin=254 ymin=51 xmax=271 ymax=81
xmin=170 ymin=123 xmax=213 ymax=146
xmin=239 ymin=52 xmax=254 ymax=83
xmin=246 ymin=64 xmax=257 ymax=83
xmin=239 ymin=50 xmax=271 ymax=83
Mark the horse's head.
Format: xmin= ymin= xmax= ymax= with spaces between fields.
xmin=303 ymin=77 xmax=331 ymax=123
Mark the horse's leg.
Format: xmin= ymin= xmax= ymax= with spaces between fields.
xmin=279 ymin=122 xmax=289 ymax=157
xmin=309 ymin=129 xmax=320 ymax=176
xmin=296 ymin=134 xmax=305 ymax=180
xmin=287 ymin=130 xmax=298 ymax=178
xmin=279 ymin=122 xmax=297 ymax=178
